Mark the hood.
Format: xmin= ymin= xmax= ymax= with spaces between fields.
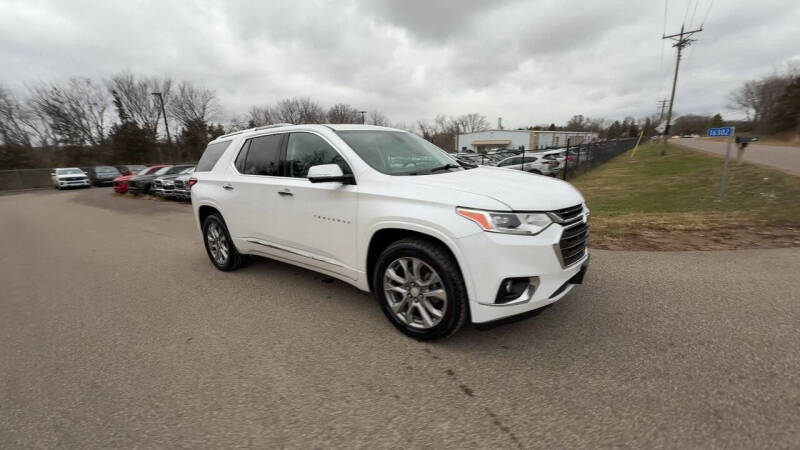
xmin=56 ymin=173 xmax=87 ymax=179
xmin=399 ymin=167 xmax=584 ymax=211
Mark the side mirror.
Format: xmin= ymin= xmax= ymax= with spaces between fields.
xmin=307 ymin=164 xmax=354 ymax=184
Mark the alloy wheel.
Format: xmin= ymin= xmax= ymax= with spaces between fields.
xmin=206 ymin=222 xmax=229 ymax=265
xmin=383 ymin=257 xmax=447 ymax=329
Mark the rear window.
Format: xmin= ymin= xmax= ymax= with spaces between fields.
xmin=196 ymin=141 xmax=232 ymax=172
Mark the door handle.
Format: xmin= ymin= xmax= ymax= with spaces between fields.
xmin=277 ymin=189 xmax=293 ymax=197
xmin=222 ymin=184 xmax=234 ymax=190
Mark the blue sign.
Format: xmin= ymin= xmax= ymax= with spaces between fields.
xmin=707 ymin=127 xmax=733 ymax=137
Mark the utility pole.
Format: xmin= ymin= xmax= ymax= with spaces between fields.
xmin=661 ymin=24 xmax=702 ymax=153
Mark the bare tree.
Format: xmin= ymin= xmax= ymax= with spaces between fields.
xmin=169 ymin=81 xmax=217 ymax=127
xmin=367 ymin=110 xmax=390 ymax=126
xmin=296 ymin=97 xmax=326 ymax=124
xmin=29 ymin=77 xmax=110 ymax=146
xmin=107 ymin=72 xmax=172 ymax=136
xmin=0 ymin=87 xmax=35 ymax=147
xmin=271 ymin=98 xmax=301 ymax=124
xmin=248 ymin=106 xmax=274 ymax=127
xmin=327 ymin=103 xmax=361 ymax=124
xmin=454 ymin=113 xmax=488 ymax=133
xmin=728 ymin=74 xmax=793 ymax=129
xmin=565 ymin=114 xmax=590 ymax=131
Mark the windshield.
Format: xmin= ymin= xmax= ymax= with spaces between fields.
xmin=166 ymin=165 xmax=192 ymax=175
xmin=95 ymin=166 xmax=120 ymax=174
xmin=337 ymin=130 xmax=461 ymax=175
xmin=56 ymin=168 xmax=83 ymax=175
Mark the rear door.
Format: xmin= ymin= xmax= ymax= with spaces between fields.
xmin=224 ymin=133 xmax=287 ymax=244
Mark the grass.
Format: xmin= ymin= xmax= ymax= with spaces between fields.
xmin=570 ymin=142 xmax=800 ymax=250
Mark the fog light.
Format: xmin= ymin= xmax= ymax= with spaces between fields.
xmin=495 ymin=277 xmax=531 ymax=304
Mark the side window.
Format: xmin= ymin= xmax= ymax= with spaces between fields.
xmin=284 ymin=132 xmax=350 ymax=178
xmin=234 ymin=139 xmax=251 ymax=173
xmin=243 ymin=133 xmax=284 ymax=176
xmin=196 ymin=141 xmax=232 ymax=172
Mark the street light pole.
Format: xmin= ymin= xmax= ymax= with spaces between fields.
xmin=151 ymin=92 xmax=171 ymax=145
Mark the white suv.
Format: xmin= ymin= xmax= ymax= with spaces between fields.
xmin=191 ymin=124 xmax=589 ymax=339
xmin=495 ymin=155 xmax=559 ymax=176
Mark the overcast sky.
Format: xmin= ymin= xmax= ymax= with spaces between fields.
xmin=1 ymin=0 xmax=799 ymax=129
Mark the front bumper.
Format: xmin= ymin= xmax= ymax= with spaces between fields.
xmin=456 ymin=224 xmax=588 ymax=323
xmin=57 ymin=179 xmax=90 ymax=188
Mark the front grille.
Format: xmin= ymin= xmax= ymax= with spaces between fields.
xmin=551 ymin=204 xmax=583 ymax=223
xmin=64 ymin=176 xmax=84 ymax=181
xmin=174 ymin=180 xmax=185 ymax=189
xmin=553 ymin=204 xmax=588 ymax=267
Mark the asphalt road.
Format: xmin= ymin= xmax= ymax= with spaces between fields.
xmin=1 ymin=188 xmax=799 ymax=449
xmin=672 ymin=137 xmax=800 ymax=176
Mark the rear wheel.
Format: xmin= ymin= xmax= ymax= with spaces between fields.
xmin=373 ymin=238 xmax=467 ymax=340
xmin=202 ymin=213 xmax=245 ymax=271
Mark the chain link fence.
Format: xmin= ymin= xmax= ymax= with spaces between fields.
xmin=453 ymin=138 xmax=639 ymax=180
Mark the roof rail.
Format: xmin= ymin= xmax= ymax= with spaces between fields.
xmin=253 ymin=123 xmax=294 ymax=131
xmin=217 ymin=123 xmax=295 ymax=139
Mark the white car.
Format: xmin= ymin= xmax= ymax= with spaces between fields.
xmin=51 ymin=167 xmax=90 ymax=189
xmin=495 ymin=155 xmax=559 ymax=176
xmin=191 ymin=124 xmax=589 ymax=339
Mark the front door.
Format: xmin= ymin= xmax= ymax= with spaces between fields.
xmin=268 ymin=132 xmax=359 ymax=280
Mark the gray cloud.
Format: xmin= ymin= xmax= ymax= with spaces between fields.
xmin=0 ymin=0 xmax=799 ymax=128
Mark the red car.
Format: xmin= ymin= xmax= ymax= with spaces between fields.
xmin=113 ymin=165 xmax=166 ymax=194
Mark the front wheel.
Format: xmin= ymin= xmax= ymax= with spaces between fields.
xmin=202 ymin=214 xmax=245 ymax=271
xmin=373 ymin=238 xmax=468 ymax=340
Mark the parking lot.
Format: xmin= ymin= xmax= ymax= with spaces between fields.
xmin=1 ymin=188 xmax=799 ymax=448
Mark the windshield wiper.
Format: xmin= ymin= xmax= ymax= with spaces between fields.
xmin=428 ymin=164 xmax=461 ymax=173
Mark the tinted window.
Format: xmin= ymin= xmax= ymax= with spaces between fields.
xmin=497 ymin=157 xmax=520 ymax=167
xmin=285 ymin=133 xmax=350 ymax=178
xmin=143 ymin=166 xmax=163 ymax=175
xmin=243 ymin=134 xmax=284 ymax=176
xmin=166 ymin=165 xmax=193 ymax=175
xmin=196 ymin=141 xmax=232 ymax=172
xmin=234 ymin=140 xmax=251 ymax=173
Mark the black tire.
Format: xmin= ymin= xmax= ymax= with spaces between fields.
xmin=202 ymin=213 xmax=245 ymax=271
xmin=373 ymin=238 xmax=468 ymax=340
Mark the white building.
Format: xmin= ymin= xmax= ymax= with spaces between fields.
xmin=456 ymin=130 xmax=598 ymax=153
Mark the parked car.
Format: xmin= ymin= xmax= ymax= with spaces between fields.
xmin=494 ymin=155 xmax=559 ymax=176
xmin=152 ymin=166 xmax=195 ymax=197
xmin=52 ymin=167 xmax=91 ymax=189
xmin=116 ymin=164 xmax=147 ymax=176
xmin=113 ymin=165 xmax=166 ymax=194
xmin=87 ymin=166 xmax=122 ymax=186
xmin=191 ymin=124 xmax=589 ymax=340
xmin=170 ymin=171 xmax=194 ymax=201
xmin=128 ymin=165 xmax=194 ymax=195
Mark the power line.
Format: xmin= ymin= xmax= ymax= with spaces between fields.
xmin=689 ymin=0 xmax=700 ymax=29
xmin=700 ymin=0 xmax=715 ymax=27
xmin=683 ymin=0 xmax=692 ymax=26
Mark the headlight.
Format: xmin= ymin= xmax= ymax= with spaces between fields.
xmin=456 ymin=207 xmax=552 ymax=235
